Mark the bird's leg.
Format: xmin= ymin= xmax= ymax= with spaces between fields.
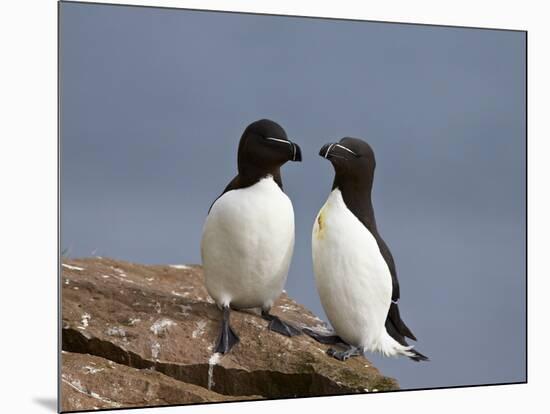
xmin=326 ymin=344 xmax=363 ymax=361
xmin=214 ymin=305 xmax=239 ymax=354
xmin=261 ymin=309 xmax=302 ymax=337
xmin=303 ymin=327 xmax=346 ymax=345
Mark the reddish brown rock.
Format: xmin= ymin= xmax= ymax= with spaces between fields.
xmin=61 ymin=351 xmax=256 ymax=412
xmin=61 ymin=257 xmax=398 ymax=411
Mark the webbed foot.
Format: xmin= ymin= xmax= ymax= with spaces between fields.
xmin=214 ymin=306 xmax=239 ymax=354
xmin=262 ymin=310 xmax=302 ymax=337
xmin=303 ymin=327 xmax=345 ymax=345
xmin=326 ymin=346 xmax=362 ymax=361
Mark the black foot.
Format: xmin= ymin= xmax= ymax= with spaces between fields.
xmin=326 ymin=347 xmax=361 ymax=361
xmin=214 ymin=306 xmax=239 ymax=354
xmin=303 ymin=328 xmax=345 ymax=345
xmin=262 ymin=311 xmax=302 ymax=337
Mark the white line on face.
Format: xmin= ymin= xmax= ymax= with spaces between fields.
xmin=335 ymin=143 xmax=358 ymax=156
xmin=265 ymin=137 xmax=290 ymax=145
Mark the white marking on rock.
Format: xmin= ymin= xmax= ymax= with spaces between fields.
xmin=61 ymin=375 xmax=120 ymax=407
xmin=171 ymin=290 xmax=189 ymax=297
xmin=154 ymin=302 xmax=162 ymax=314
xmin=64 ymin=279 xmax=70 ymax=285
xmin=278 ymin=304 xmax=298 ymax=313
xmin=81 ymin=313 xmax=91 ymax=328
xmin=169 ymin=264 xmax=190 ymax=270
xmin=150 ymin=318 xmax=176 ymax=336
xmin=102 ymin=274 xmax=111 ymax=279
xmin=73 ymin=287 xmax=79 ymax=290
xmin=151 ymin=342 xmax=161 ymax=359
xmin=111 ymin=267 xmax=127 ymax=277
xmin=246 ymin=317 xmax=264 ymax=330
xmin=105 ymin=326 xmax=126 ymax=338
xmin=146 ymin=277 xmax=154 ymax=282
xmin=192 ymin=320 xmax=207 ymax=338
xmin=207 ymin=353 xmax=221 ymax=390
xmin=82 ymin=366 xmax=104 ymax=374
xmin=62 ymin=264 xmax=84 ymax=271
xmin=179 ymin=304 xmax=192 ymax=315
xmin=127 ymin=318 xmax=141 ymax=326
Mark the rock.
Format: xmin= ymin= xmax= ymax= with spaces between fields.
xmin=61 ymin=351 xmax=254 ymax=411
xmin=61 ymin=257 xmax=398 ymax=411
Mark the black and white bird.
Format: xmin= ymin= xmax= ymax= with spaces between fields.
xmin=305 ymin=138 xmax=428 ymax=362
xmin=201 ymin=119 xmax=302 ymax=354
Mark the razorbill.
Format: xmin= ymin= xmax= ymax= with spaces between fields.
xmin=305 ymin=138 xmax=428 ymax=362
xmin=201 ymin=119 xmax=303 ymax=354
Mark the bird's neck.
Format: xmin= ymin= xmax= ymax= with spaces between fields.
xmin=238 ymin=164 xmax=283 ymax=189
xmin=333 ymin=177 xmax=377 ymax=232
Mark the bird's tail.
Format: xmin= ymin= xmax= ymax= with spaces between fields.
xmin=383 ymin=302 xmax=429 ymax=362
xmin=373 ymin=330 xmax=429 ymax=362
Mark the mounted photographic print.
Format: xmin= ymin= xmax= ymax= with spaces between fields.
xmin=59 ymin=1 xmax=527 ymax=412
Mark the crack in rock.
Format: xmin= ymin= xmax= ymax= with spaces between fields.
xmin=62 ymin=327 xmax=361 ymax=398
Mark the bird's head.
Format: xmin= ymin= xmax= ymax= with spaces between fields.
xmin=237 ymin=119 xmax=302 ymax=174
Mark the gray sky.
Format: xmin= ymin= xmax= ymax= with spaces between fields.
xmin=60 ymin=2 xmax=526 ymax=390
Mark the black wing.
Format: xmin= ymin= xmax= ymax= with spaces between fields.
xmin=374 ymin=235 xmax=417 ymax=342
xmin=375 ymin=236 xmax=400 ymax=302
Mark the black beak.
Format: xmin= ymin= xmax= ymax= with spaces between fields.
xmin=319 ymin=142 xmax=335 ymax=159
xmin=291 ymin=142 xmax=302 ymax=162
xmin=319 ymin=142 xmax=358 ymax=161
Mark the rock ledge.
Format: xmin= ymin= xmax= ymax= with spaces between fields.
xmin=61 ymin=257 xmax=398 ymax=412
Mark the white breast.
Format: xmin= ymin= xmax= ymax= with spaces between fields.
xmin=312 ymin=189 xmax=392 ymax=349
xmin=201 ymin=176 xmax=295 ymax=310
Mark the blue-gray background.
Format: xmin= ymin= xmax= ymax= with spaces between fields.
xmin=60 ymin=2 xmax=526 ymax=390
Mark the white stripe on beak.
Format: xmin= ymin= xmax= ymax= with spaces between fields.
xmin=324 ymin=143 xmax=335 ymax=159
